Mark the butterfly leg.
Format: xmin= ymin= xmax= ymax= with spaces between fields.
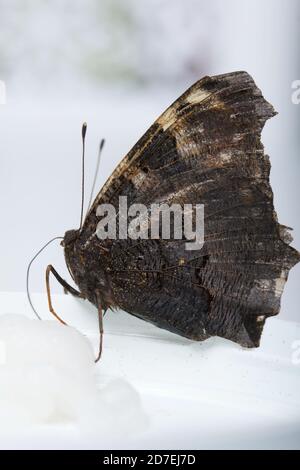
xmin=95 ymin=291 xmax=104 ymax=363
xmin=46 ymin=264 xmax=84 ymax=325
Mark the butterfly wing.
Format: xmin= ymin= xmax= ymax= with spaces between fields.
xmin=81 ymin=71 xmax=299 ymax=346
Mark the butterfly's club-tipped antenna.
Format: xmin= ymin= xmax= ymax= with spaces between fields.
xmin=87 ymin=138 xmax=105 ymax=212
xmin=79 ymin=122 xmax=87 ymax=230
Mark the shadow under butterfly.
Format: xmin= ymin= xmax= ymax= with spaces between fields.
xmin=27 ymin=71 xmax=300 ymax=362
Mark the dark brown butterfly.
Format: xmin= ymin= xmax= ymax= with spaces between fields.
xmin=28 ymin=71 xmax=300 ymax=360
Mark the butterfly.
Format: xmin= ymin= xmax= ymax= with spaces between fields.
xmin=28 ymin=71 xmax=300 ymax=361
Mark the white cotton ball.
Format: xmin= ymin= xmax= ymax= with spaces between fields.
xmin=0 ymin=314 xmax=94 ymax=372
xmin=0 ymin=314 xmax=147 ymax=436
xmin=80 ymin=379 xmax=148 ymax=435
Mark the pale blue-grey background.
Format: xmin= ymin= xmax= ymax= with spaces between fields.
xmin=0 ymin=0 xmax=299 ymax=321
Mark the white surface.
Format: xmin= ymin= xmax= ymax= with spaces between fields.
xmin=0 ymin=291 xmax=300 ymax=450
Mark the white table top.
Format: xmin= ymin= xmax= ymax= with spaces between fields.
xmin=0 ymin=291 xmax=299 ymax=450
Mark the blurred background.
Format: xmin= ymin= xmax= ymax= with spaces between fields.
xmin=0 ymin=0 xmax=299 ymax=320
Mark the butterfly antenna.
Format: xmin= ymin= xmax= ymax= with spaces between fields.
xmin=26 ymin=236 xmax=63 ymax=320
xmin=87 ymin=138 xmax=105 ymax=212
xmin=79 ymin=122 xmax=87 ymax=230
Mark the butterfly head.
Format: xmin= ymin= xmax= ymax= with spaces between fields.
xmin=61 ymin=229 xmax=79 ymax=248
xmin=61 ymin=229 xmax=82 ymax=284
xmin=61 ymin=227 xmax=115 ymax=310
xmin=61 ymin=228 xmax=94 ymax=301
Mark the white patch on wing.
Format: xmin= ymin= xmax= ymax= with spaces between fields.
xmin=185 ymin=87 xmax=211 ymax=105
xmin=130 ymin=171 xmax=147 ymax=188
xmin=157 ymin=105 xmax=178 ymax=131
xmin=219 ymin=151 xmax=232 ymax=163
xmin=274 ymin=270 xmax=287 ymax=297
xmin=256 ymin=315 xmax=265 ymax=322
xmin=233 ymin=133 xmax=244 ymax=143
xmin=256 ymin=279 xmax=273 ymax=290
